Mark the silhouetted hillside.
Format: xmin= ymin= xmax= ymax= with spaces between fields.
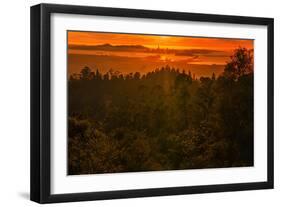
xmin=68 ymin=48 xmax=254 ymax=175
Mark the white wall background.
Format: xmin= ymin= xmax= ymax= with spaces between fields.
xmin=0 ymin=0 xmax=279 ymax=206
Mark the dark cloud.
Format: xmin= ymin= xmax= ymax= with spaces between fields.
xmin=174 ymin=49 xmax=228 ymax=57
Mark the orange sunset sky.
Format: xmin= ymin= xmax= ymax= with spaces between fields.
xmin=68 ymin=31 xmax=253 ymax=77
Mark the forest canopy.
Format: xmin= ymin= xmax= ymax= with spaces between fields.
xmin=68 ymin=47 xmax=254 ymax=175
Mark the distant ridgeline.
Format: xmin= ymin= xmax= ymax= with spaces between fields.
xmin=67 ymin=48 xmax=254 ymax=175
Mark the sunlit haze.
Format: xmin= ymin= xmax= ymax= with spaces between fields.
xmin=68 ymin=31 xmax=253 ymax=77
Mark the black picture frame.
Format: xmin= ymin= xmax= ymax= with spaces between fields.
xmin=30 ymin=3 xmax=274 ymax=204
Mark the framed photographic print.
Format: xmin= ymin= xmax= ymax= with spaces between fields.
xmin=30 ymin=3 xmax=274 ymax=203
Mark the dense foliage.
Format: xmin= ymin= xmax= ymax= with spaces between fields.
xmin=68 ymin=48 xmax=254 ymax=175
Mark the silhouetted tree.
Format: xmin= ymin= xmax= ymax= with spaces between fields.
xmin=80 ymin=66 xmax=92 ymax=80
